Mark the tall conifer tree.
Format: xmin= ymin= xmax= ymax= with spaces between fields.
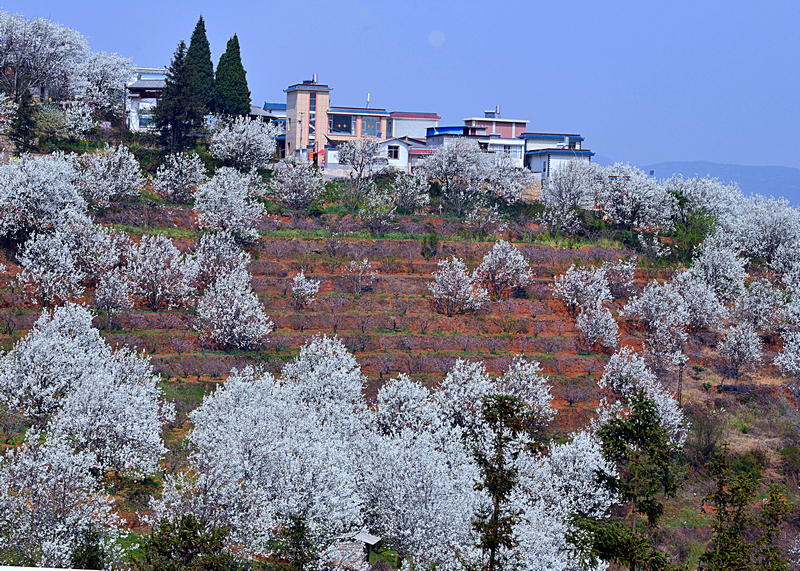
xmin=215 ymin=34 xmax=251 ymax=117
xmin=185 ymin=15 xmax=215 ymax=112
xmin=152 ymin=41 xmax=204 ymax=152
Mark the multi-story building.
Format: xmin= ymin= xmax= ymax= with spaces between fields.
xmin=126 ymin=67 xmax=166 ymax=131
xmin=520 ymin=132 xmax=594 ymax=177
xmin=387 ymin=112 xmax=440 ymax=139
xmin=463 ymin=106 xmax=528 ymax=139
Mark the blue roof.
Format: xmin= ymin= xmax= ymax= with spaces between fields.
xmin=264 ymin=102 xmax=286 ymax=110
xmin=519 ymin=133 xmax=585 ymax=142
xmin=525 ymin=149 xmax=594 ymax=157
xmin=426 ymin=126 xmax=477 ymax=136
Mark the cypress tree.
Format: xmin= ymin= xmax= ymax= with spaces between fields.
xmin=185 ymin=15 xmax=215 ymax=112
xmin=152 ymin=41 xmax=204 ymax=152
xmin=215 ymin=34 xmax=251 ymax=117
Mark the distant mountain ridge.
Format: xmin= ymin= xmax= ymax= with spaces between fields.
xmin=592 ymin=158 xmax=800 ymax=207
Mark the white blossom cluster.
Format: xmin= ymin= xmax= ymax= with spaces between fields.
xmin=189 ymin=230 xmax=250 ymax=290
xmin=271 ymin=157 xmax=325 ymax=210
xmin=153 ymin=152 xmax=208 ymax=203
xmin=391 ymin=171 xmax=430 ymax=214
xmin=291 ymin=270 xmax=321 ymax=309
xmin=475 ymin=240 xmax=534 ymax=299
xmin=75 ymin=144 xmax=144 ymax=207
xmin=127 ymin=234 xmax=196 ymax=311
xmin=428 ymin=256 xmax=487 ymax=317
xmin=209 ymin=115 xmax=281 ymax=171
xmin=194 ymin=167 xmax=265 ymax=243
xmin=195 ymin=267 xmax=273 ymax=350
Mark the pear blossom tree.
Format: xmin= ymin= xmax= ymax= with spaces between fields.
xmin=418 ymin=142 xmax=489 ymax=217
xmin=598 ymin=346 xmax=688 ymax=446
xmin=194 ymin=167 xmax=265 ymax=243
xmin=576 ymin=302 xmax=619 ymax=352
xmin=291 ymin=270 xmax=321 ymax=310
xmin=127 ymin=234 xmax=195 ymax=311
xmin=392 ymin=171 xmax=430 ymax=214
xmin=540 ymin=160 xmax=596 ymax=214
xmin=272 ymin=156 xmax=325 ymax=210
xmin=359 ymin=183 xmax=397 ymax=233
xmin=337 ymin=137 xmax=387 ymax=210
xmin=725 ymin=194 xmax=800 ymax=264
xmin=593 ymin=163 xmax=674 ymax=231
xmin=775 ymin=331 xmax=800 ymax=382
xmin=691 ymin=232 xmax=747 ymax=300
xmin=0 ymin=11 xmax=89 ymax=99
xmin=62 ymin=101 xmax=95 ymax=137
xmin=429 ymin=256 xmax=487 ymax=317
xmin=17 ymin=229 xmax=86 ymax=306
xmin=0 ymin=434 xmax=123 ymax=568
xmin=189 ymin=230 xmax=250 ymax=290
xmin=153 ymin=152 xmax=208 ymax=203
xmin=551 ymin=264 xmax=611 ymax=315
xmin=475 ymin=240 xmax=534 ymax=298
xmin=75 ymin=144 xmax=144 ymax=206
xmin=70 ymin=51 xmax=135 ymax=111
xmin=483 ymin=151 xmax=533 ymax=205
xmin=375 ymin=374 xmax=443 ymax=436
xmin=195 ymin=268 xmax=273 ymax=350
xmin=718 ymin=322 xmax=762 ymax=383
xmin=94 ymin=267 xmax=135 ymax=327
xmin=0 ymin=152 xmax=88 ymax=242
xmin=733 ymin=277 xmax=785 ymax=333
xmin=209 ymin=115 xmax=281 ymax=171
xmin=344 ymin=258 xmax=377 ymax=298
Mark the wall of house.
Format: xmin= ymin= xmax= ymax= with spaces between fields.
xmin=467 ymin=119 xmax=527 ymax=138
xmin=391 ymin=117 xmax=438 ymax=139
xmin=380 ymin=141 xmax=410 ymax=171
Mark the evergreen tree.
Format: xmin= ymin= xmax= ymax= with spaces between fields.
xmin=185 ymin=15 xmax=215 ymax=113
xmin=152 ymin=41 xmax=205 ymax=152
xmin=8 ymin=90 xmax=36 ymax=155
xmin=215 ymin=35 xmax=251 ymax=117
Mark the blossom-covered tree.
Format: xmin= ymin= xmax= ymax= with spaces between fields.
xmin=428 ymin=256 xmax=487 ymax=317
xmin=599 ymin=346 xmax=687 ymax=446
xmin=475 ymin=240 xmax=534 ymax=298
xmin=718 ymin=322 xmax=762 ymax=382
xmin=0 ymin=152 xmax=88 ymax=242
xmin=483 ymin=151 xmax=534 ymax=205
xmin=195 ymin=267 xmax=273 ymax=350
xmin=540 ymin=160 xmax=596 ymax=214
xmin=337 ymin=138 xmax=387 ymax=210
xmin=724 ymin=194 xmax=800 ymax=264
xmin=0 ymin=434 xmax=123 ymax=568
xmin=189 ymin=230 xmax=250 ymax=290
xmin=392 ymin=171 xmax=430 ymax=214
xmin=418 ymin=142 xmax=489 ymax=217
xmin=0 ymin=11 xmax=89 ymax=99
xmin=344 ymin=258 xmax=376 ymax=298
xmin=209 ymin=115 xmax=280 ymax=171
xmin=291 ymin=270 xmax=321 ymax=310
xmin=593 ymin=163 xmax=674 ymax=231
xmin=359 ymin=183 xmax=397 ymax=233
xmin=551 ymin=264 xmax=611 ymax=314
xmin=94 ymin=267 xmax=134 ymax=326
xmin=691 ymin=232 xmax=747 ymax=300
xmin=775 ymin=331 xmax=800 ymax=382
xmin=153 ymin=152 xmax=208 ymax=203
xmin=375 ymin=374 xmax=443 ymax=436
xmin=17 ymin=229 xmax=86 ymax=305
xmin=70 ymin=50 xmax=135 ymax=111
xmin=194 ymin=167 xmax=265 ymax=242
xmin=127 ymin=234 xmax=195 ymax=311
xmin=75 ymin=144 xmax=144 ymax=207
xmin=272 ymin=157 xmax=325 ymax=210
xmin=576 ymin=302 xmax=619 ymax=352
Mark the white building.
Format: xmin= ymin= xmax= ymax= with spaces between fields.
xmin=520 ymin=133 xmax=594 ymax=177
xmin=125 ymin=67 xmax=166 ymax=131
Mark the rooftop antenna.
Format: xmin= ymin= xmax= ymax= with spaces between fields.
xmin=312 ymin=73 xmax=317 ymax=84
xmin=366 ymin=93 xmax=370 ymax=108
xmin=495 ymin=105 xmax=500 ymax=117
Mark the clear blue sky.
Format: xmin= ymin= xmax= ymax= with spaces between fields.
xmin=8 ymin=0 xmax=800 ymax=168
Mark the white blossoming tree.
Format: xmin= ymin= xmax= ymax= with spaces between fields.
xmin=0 ymin=152 xmax=88 ymax=241
xmin=195 ymin=267 xmax=273 ymax=350
xmin=428 ymin=256 xmax=487 ymax=317
xmin=209 ymin=115 xmax=280 ymax=171
xmin=17 ymin=229 xmax=86 ymax=306
xmin=75 ymin=144 xmax=145 ymax=207
xmin=153 ymin=152 xmax=208 ymax=203
xmin=576 ymin=302 xmax=619 ymax=352
xmin=189 ymin=230 xmax=251 ymax=290
xmin=127 ymin=234 xmax=195 ymax=311
xmin=194 ymin=167 xmax=265 ymax=243
xmin=718 ymin=322 xmax=763 ymax=383
xmin=392 ymin=171 xmax=430 ymax=214
xmin=552 ymin=263 xmax=611 ymax=315
xmin=418 ymin=142 xmax=490 ymax=217
xmin=291 ymin=270 xmax=321 ymax=309
xmin=475 ymin=240 xmax=534 ymax=298
xmin=272 ymin=156 xmax=325 ymax=210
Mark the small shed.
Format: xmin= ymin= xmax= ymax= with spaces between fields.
xmin=353 ymin=531 xmax=382 ymax=558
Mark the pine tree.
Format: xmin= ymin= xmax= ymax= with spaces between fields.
xmin=185 ymin=15 xmax=215 ymax=113
xmin=152 ymin=40 xmax=205 ymax=152
xmin=8 ymin=90 xmax=36 ymax=155
xmin=215 ymin=34 xmax=251 ymax=117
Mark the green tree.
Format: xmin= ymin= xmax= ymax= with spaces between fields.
xmin=568 ymin=391 xmax=682 ymax=571
xmin=471 ymin=394 xmax=537 ymax=571
xmin=185 ymin=15 xmax=215 ymax=113
xmin=266 ymin=514 xmax=316 ymax=571
xmin=71 ymin=525 xmax=109 ymax=570
xmin=134 ymin=513 xmax=245 ymax=571
xmin=700 ymin=449 xmax=792 ymax=571
xmin=215 ymin=34 xmax=251 ymax=117
xmin=8 ymin=90 xmax=36 ymax=155
xmin=152 ymin=41 xmax=205 ymax=152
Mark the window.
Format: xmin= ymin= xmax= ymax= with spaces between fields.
xmin=362 ymin=116 xmax=379 ymax=137
xmin=387 ymin=145 xmax=400 ymax=160
xmin=329 ymin=115 xmax=354 ymax=135
xmin=308 ymin=92 xmax=316 ymax=142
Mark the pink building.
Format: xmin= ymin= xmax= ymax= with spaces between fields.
xmin=462 ymin=106 xmax=528 ymax=139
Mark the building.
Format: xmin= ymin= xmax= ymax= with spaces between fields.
xmin=126 ymin=67 xmax=166 ymax=131
xmin=520 ymin=132 xmax=594 ymax=178
xmin=387 ymin=111 xmax=440 ymax=139
xmin=463 ymin=106 xmax=528 ymax=139
xmin=379 ymin=136 xmax=431 ymax=171
xmin=284 ymin=76 xmax=332 ymax=159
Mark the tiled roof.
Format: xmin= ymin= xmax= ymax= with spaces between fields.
xmin=128 ymin=79 xmax=165 ymax=89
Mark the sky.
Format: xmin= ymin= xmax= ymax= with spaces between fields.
xmin=7 ymin=0 xmax=800 ymax=169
